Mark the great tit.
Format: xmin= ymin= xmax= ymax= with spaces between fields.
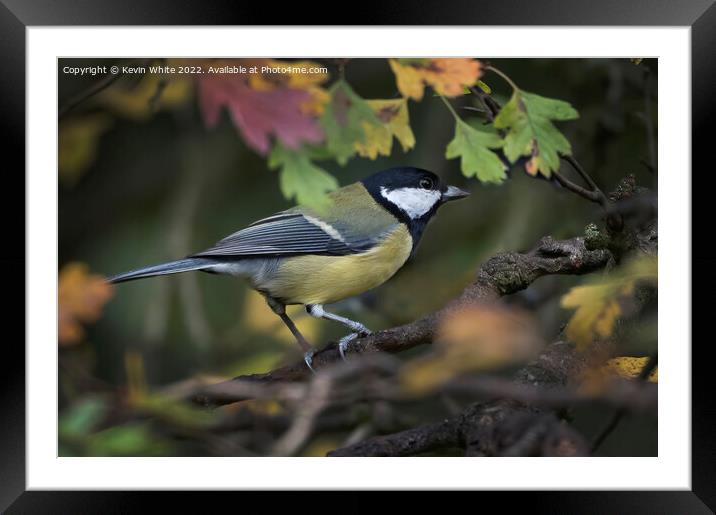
xmin=108 ymin=166 xmax=469 ymax=370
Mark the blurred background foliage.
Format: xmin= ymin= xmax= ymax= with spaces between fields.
xmin=58 ymin=58 xmax=657 ymax=457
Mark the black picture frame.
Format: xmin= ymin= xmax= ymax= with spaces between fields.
xmin=2 ymin=1 xmax=713 ymax=511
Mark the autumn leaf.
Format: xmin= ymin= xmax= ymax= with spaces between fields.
xmin=58 ymin=114 xmax=113 ymax=185
xmin=493 ymin=90 xmax=579 ymax=178
xmin=58 ymin=263 xmax=113 ymax=346
xmin=401 ymin=304 xmax=541 ymax=394
xmin=197 ymin=61 xmax=324 ymax=155
xmin=320 ymin=80 xmax=380 ymax=165
xmin=561 ymin=257 xmax=657 ymax=350
xmin=268 ymin=144 xmax=338 ymax=208
xmin=389 ymin=58 xmax=482 ymax=101
xmin=98 ymin=72 xmax=193 ymax=121
xmin=605 ymin=357 xmax=657 ymax=382
xmin=247 ymin=59 xmax=330 ymax=115
xmin=445 ymin=118 xmax=506 ymax=184
xmin=355 ymin=98 xmax=416 ymax=159
xmin=577 ymin=355 xmax=657 ymax=397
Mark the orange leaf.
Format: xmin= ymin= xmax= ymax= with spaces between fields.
xmin=390 ymin=58 xmax=482 ymax=100
xmin=58 ymin=263 xmax=113 ymax=346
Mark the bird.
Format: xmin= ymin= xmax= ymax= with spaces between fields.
xmin=108 ymin=166 xmax=470 ymax=371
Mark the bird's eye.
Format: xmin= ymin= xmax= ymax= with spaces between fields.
xmin=419 ymin=178 xmax=433 ymax=190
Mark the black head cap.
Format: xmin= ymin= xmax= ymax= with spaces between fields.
xmin=361 ymin=167 xmax=469 ymax=251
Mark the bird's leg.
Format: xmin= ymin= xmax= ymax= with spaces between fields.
xmin=267 ymin=297 xmax=316 ymax=373
xmin=306 ymin=304 xmax=371 ymax=361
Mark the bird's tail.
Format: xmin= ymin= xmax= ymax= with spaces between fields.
xmin=107 ymin=257 xmax=216 ymax=284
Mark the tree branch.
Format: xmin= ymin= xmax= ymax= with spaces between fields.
xmin=328 ymin=339 xmax=608 ymax=457
xmin=192 ymin=235 xmax=612 ymax=407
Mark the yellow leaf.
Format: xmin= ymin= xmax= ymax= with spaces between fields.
xmin=605 ymin=356 xmax=657 ymax=382
xmin=58 ymin=114 xmax=113 ymax=185
xmin=98 ymin=72 xmax=193 ymax=121
xmin=58 ymin=263 xmax=113 ymax=346
xmin=401 ymin=304 xmax=541 ymax=394
xmin=389 ymin=58 xmax=482 ymax=101
xmin=389 ymin=59 xmax=426 ymax=100
xmin=355 ymin=99 xmax=415 ymax=159
xmin=561 ymin=284 xmax=628 ymax=350
xmin=561 ymin=256 xmax=657 ymax=350
xmin=248 ymin=59 xmax=329 ymax=91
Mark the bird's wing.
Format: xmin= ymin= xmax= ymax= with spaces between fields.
xmin=191 ymin=212 xmax=384 ymax=258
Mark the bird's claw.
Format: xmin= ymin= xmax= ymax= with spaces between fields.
xmin=303 ymin=349 xmax=316 ymax=374
xmin=338 ymin=333 xmax=357 ymax=362
xmin=337 ymin=328 xmax=371 ymax=362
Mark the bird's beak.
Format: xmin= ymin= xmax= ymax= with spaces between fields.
xmin=441 ymin=185 xmax=470 ymax=202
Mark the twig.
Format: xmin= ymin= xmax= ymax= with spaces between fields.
xmin=327 ymin=338 xmax=611 ymax=457
xmin=471 ymin=70 xmax=615 ymax=219
xmin=58 ymin=71 xmax=124 ymax=119
xmin=328 ymin=418 xmax=462 ymax=457
xmin=552 ymin=170 xmax=604 ymax=204
xmin=270 ymin=372 xmax=334 ymax=456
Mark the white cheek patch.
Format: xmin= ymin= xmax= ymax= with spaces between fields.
xmin=380 ymin=186 xmax=442 ymax=219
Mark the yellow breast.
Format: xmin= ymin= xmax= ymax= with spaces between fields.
xmin=267 ymin=224 xmax=413 ymax=306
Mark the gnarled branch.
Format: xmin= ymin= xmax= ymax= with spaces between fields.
xmin=192 ymin=235 xmax=612 ymax=407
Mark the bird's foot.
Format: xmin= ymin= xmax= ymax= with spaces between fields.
xmin=303 ymin=349 xmax=316 ymax=374
xmin=337 ymin=328 xmax=371 ymax=362
xmin=338 ymin=334 xmax=357 ymax=362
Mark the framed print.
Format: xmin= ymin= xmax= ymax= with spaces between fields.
xmin=2 ymin=0 xmax=714 ymax=511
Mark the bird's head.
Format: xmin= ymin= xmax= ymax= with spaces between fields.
xmin=362 ymin=166 xmax=470 ymax=224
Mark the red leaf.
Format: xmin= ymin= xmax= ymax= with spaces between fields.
xmin=198 ymin=75 xmax=324 ymax=154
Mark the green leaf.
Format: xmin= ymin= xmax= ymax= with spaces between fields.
xmin=493 ymin=90 xmax=579 ymax=177
xmin=59 ymin=397 xmax=107 ymax=438
xmin=86 ymin=423 xmax=172 ymax=457
xmin=445 ymin=118 xmax=506 ymax=184
xmin=269 ymin=144 xmax=338 ymax=209
xmin=320 ymin=80 xmax=380 ymax=165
